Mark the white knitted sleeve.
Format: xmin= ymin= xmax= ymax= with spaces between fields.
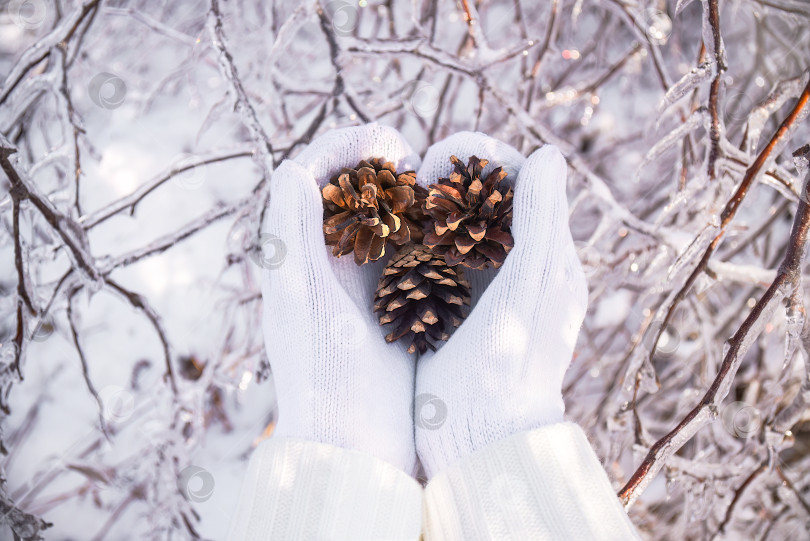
xmin=227 ymin=437 xmax=423 ymax=541
xmin=422 ymin=422 xmax=641 ymax=541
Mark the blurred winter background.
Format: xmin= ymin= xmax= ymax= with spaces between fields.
xmin=0 ymin=0 xmax=809 ymax=539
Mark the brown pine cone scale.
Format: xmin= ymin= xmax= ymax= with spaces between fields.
xmin=423 ymin=155 xmax=514 ymax=270
xmin=322 ymin=158 xmax=427 ymax=265
xmin=374 ymin=244 xmax=470 ymax=354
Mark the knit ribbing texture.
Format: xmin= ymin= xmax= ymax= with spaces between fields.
xmin=227 ymin=438 xmax=423 ymax=540
xmin=414 ymin=135 xmax=589 ymax=479
xmin=422 ymin=423 xmax=641 ymax=540
xmin=261 ymin=124 xmax=421 ymax=474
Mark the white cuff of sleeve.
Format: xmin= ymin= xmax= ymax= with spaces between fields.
xmin=227 ymin=437 xmax=422 ymax=541
xmin=422 ymin=422 xmax=641 ymax=541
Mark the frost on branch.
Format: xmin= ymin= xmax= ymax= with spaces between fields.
xmin=0 ymin=0 xmax=809 ymax=539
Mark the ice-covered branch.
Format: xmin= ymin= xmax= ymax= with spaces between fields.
xmin=619 ymin=161 xmax=810 ymax=507
xmin=643 ymin=74 xmax=810 ymax=370
xmin=207 ymin=0 xmax=275 ymax=173
xmin=0 ymin=0 xmax=101 ymax=107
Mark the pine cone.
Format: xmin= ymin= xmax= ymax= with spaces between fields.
xmin=423 ymin=155 xmax=514 ymax=270
xmin=374 ymin=243 xmax=470 ymax=354
xmin=322 ymin=158 xmax=427 ymax=265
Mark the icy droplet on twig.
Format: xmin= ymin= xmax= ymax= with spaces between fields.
xmin=782 ymin=305 xmax=804 ymax=374
xmin=638 ymin=109 xmax=706 ymax=179
xmin=638 ymin=356 xmax=661 ymax=394
xmin=675 ymin=0 xmax=696 ymax=15
xmin=793 ymin=144 xmax=810 ymax=174
xmin=667 ymin=225 xmax=715 ymax=281
xmin=658 ymin=62 xmax=713 ymax=115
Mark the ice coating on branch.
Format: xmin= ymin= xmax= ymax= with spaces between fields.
xmin=666 ymin=225 xmax=715 ymax=282
xmin=657 ymin=62 xmax=713 ymax=115
xmin=745 ymin=76 xmax=808 ymax=153
xmin=699 ymin=0 xmax=726 ymax=67
xmin=794 ymin=145 xmax=810 ymax=174
xmin=675 ymin=0 xmax=697 ymax=16
xmin=637 ymin=356 xmax=660 ymax=394
xmin=267 ymin=6 xmax=309 ymax=64
xmin=782 ymin=295 xmax=805 ymax=375
xmin=637 ymin=109 xmax=707 ymax=179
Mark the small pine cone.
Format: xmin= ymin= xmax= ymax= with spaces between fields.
xmin=374 ymin=243 xmax=470 ymax=354
xmin=322 ymin=158 xmax=427 ymax=265
xmin=423 ymin=155 xmax=514 ymax=270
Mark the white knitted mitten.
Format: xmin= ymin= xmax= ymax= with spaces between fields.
xmin=414 ymin=133 xmax=589 ymax=479
xmin=261 ymin=124 xmax=421 ymax=474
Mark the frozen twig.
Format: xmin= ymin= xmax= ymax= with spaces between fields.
xmin=619 ymin=160 xmax=810 ymax=507
xmin=81 ymin=147 xmax=256 ymax=229
xmin=0 ymin=496 xmax=52 ymax=541
xmin=714 ymin=462 xmax=766 ymax=535
xmin=66 ymin=290 xmax=111 ymax=440
xmin=207 ymin=0 xmax=275 ymax=171
xmin=0 ymin=0 xmax=101 ymax=108
xmin=643 ymin=75 xmax=810 ymax=368
xmin=106 ymin=280 xmax=178 ymax=396
xmin=705 ymin=0 xmax=727 ymax=180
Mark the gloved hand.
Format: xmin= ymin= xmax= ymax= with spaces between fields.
xmin=260 ymin=124 xmax=421 ymax=475
xmin=413 ymin=132 xmax=589 ymax=479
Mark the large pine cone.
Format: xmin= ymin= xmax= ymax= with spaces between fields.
xmin=374 ymin=243 xmax=470 ymax=354
xmin=322 ymin=158 xmax=427 ymax=265
xmin=423 ymin=155 xmax=514 ymax=270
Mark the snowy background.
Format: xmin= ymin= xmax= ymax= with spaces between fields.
xmin=1 ymin=0 xmax=809 ymax=539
